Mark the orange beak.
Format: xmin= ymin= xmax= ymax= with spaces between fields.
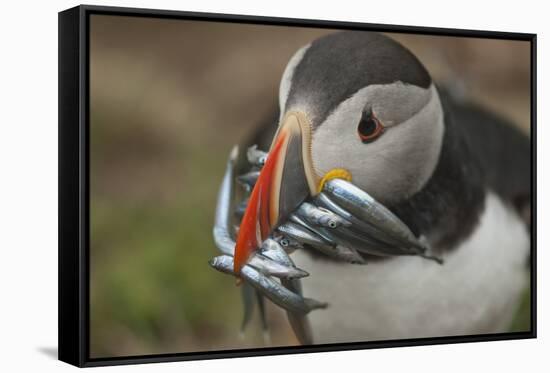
xmin=234 ymin=112 xmax=319 ymax=274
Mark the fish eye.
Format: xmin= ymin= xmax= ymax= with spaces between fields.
xmin=357 ymin=109 xmax=384 ymax=143
xmin=328 ymin=221 xmax=337 ymax=229
xmin=280 ymin=238 xmax=289 ymax=247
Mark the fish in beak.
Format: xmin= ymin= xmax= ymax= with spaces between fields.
xmin=234 ymin=112 xmax=319 ymax=274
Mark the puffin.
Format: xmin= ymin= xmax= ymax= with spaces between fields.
xmin=231 ymin=31 xmax=531 ymax=343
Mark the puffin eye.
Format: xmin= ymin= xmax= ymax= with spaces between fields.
xmin=357 ymin=109 xmax=384 ymax=143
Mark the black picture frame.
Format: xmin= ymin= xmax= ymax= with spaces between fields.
xmin=58 ymin=4 xmax=537 ymax=367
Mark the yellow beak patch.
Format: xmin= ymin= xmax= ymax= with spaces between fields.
xmin=317 ymin=168 xmax=352 ymax=194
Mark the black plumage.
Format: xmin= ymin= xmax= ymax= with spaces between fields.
xmin=286 ymin=32 xmax=431 ymax=126
xmin=388 ymin=89 xmax=529 ymax=253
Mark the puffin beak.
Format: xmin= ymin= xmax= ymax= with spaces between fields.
xmin=234 ymin=111 xmax=319 ymax=274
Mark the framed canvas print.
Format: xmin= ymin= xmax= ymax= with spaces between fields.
xmin=58 ymin=5 xmax=536 ymax=367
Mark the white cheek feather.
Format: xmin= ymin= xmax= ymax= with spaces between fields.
xmin=311 ymin=83 xmax=444 ymax=204
xmin=279 ymin=44 xmax=310 ymax=120
xmin=291 ymin=192 xmax=529 ymax=343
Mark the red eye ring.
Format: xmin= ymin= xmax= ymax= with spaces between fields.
xmin=357 ymin=111 xmax=384 ymax=143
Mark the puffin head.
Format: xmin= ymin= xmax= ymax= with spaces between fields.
xmin=234 ymin=31 xmax=445 ymax=273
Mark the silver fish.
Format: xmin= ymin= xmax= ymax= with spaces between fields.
xmin=282 ymin=278 xmax=313 ymax=344
xmin=272 ymin=234 xmax=303 ymax=253
xmin=296 ymin=202 xmax=351 ymax=229
xmin=255 ymin=291 xmax=270 ymax=343
xmin=240 ymin=282 xmax=255 ymax=333
xmin=234 ymin=198 xmax=249 ymax=220
xmin=315 ymin=194 xmax=441 ymax=262
xmin=277 ymin=221 xmax=333 ymax=249
xmin=315 ymin=192 xmax=411 ymax=249
xmin=323 ymin=179 xmax=427 ymax=252
xmin=260 ymin=238 xmax=314 ymax=344
xmin=248 ymin=253 xmax=309 ymax=279
xmin=335 ymin=245 xmax=366 ymax=264
xmin=246 ymin=145 xmax=268 ymax=168
xmin=209 ymin=255 xmax=328 ymax=314
xmin=236 ymin=171 xmax=260 ymax=192
xmin=278 ymin=221 xmax=364 ymax=263
xmin=213 ymin=146 xmax=238 ymax=256
xmin=307 ymin=241 xmax=366 ymax=264
xmin=260 ymin=238 xmax=296 ymax=265
xmin=325 ymin=224 xmax=413 ymax=257
xmin=289 ymin=214 xmax=338 ymax=246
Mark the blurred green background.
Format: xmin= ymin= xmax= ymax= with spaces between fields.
xmin=89 ymin=15 xmax=531 ymax=358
